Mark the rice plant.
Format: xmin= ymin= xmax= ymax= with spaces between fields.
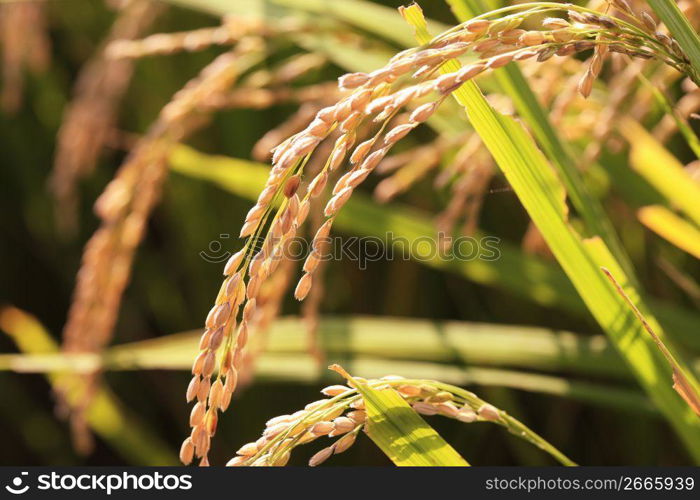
xmin=1 ymin=0 xmax=699 ymax=466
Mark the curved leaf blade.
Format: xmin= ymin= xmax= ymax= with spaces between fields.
xmin=332 ymin=365 xmax=469 ymax=466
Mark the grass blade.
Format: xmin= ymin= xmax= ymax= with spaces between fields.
xmin=639 ymin=75 xmax=700 ymax=158
xmin=0 ymin=316 xmax=672 ymax=380
xmin=331 ymin=365 xmax=469 ymax=466
xmin=0 ymin=349 xmax=655 ymax=414
xmin=0 ymin=313 xmax=661 ymax=413
xmin=446 ymin=0 xmax=637 ymax=280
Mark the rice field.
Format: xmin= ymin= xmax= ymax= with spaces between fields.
xmin=0 ymin=0 xmax=699 ymax=466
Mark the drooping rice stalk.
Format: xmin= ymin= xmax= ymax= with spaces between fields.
xmin=60 ymin=40 xmax=262 ymax=454
xmin=0 ymin=0 xmax=50 ymax=113
xmin=50 ymin=0 xmax=163 ymax=234
xmin=104 ymin=15 xmax=266 ymax=59
xmin=220 ymin=373 xmax=574 ymax=467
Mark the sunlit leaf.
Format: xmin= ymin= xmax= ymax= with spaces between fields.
xmin=447 ymin=0 xmax=636 ymax=279
xmin=331 ymin=364 xmax=469 ymax=466
xmin=647 ymin=0 xmax=700 ymax=84
xmin=621 ymin=119 xmax=700 ymax=227
xmin=638 ymin=205 xmax=700 ymax=259
xmin=0 ymin=314 xmax=663 ymax=413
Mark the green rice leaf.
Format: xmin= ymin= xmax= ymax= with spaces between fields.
xmin=330 ymin=365 xmax=469 ymax=466
xmin=638 ymin=75 xmax=700 ymax=158
xmin=0 ymin=315 xmax=659 ymax=414
xmin=446 ymin=0 xmax=636 ymax=280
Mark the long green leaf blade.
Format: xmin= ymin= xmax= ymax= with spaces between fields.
xmin=602 ymin=268 xmax=700 ymax=417
xmin=0 ymin=307 xmax=177 ymax=465
xmin=0 ymin=314 xmax=663 ymax=413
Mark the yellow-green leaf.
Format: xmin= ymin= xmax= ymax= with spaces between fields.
xmin=621 ymin=119 xmax=700 ymax=227
xmin=331 ymin=365 xmax=468 ymax=466
xmin=447 ymin=0 xmax=636 ymax=280
xmin=647 ymin=0 xmax=700 ymax=85
xmin=0 ymin=315 xmax=667 ymax=414
xmin=638 ymin=205 xmax=700 ymax=259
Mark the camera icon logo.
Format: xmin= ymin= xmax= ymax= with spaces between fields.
xmin=199 ymin=233 xmax=232 ymax=263
xmin=5 ymin=472 xmax=29 ymax=495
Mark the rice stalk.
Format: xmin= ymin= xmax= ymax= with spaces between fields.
xmin=300 ymin=181 xmax=331 ymax=368
xmin=105 ymin=15 xmax=270 ymax=59
xmin=650 ymin=76 xmax=700 ymax=152
xmin=0 ymin=0 xmax=50 ymax=113
xmin=237 ymin=254 xmax=297 ymax=388
xmin=602 ymin=268 xmax=700 ymax=417
xmin=50 ymin=0 xmax=163 ymax=234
